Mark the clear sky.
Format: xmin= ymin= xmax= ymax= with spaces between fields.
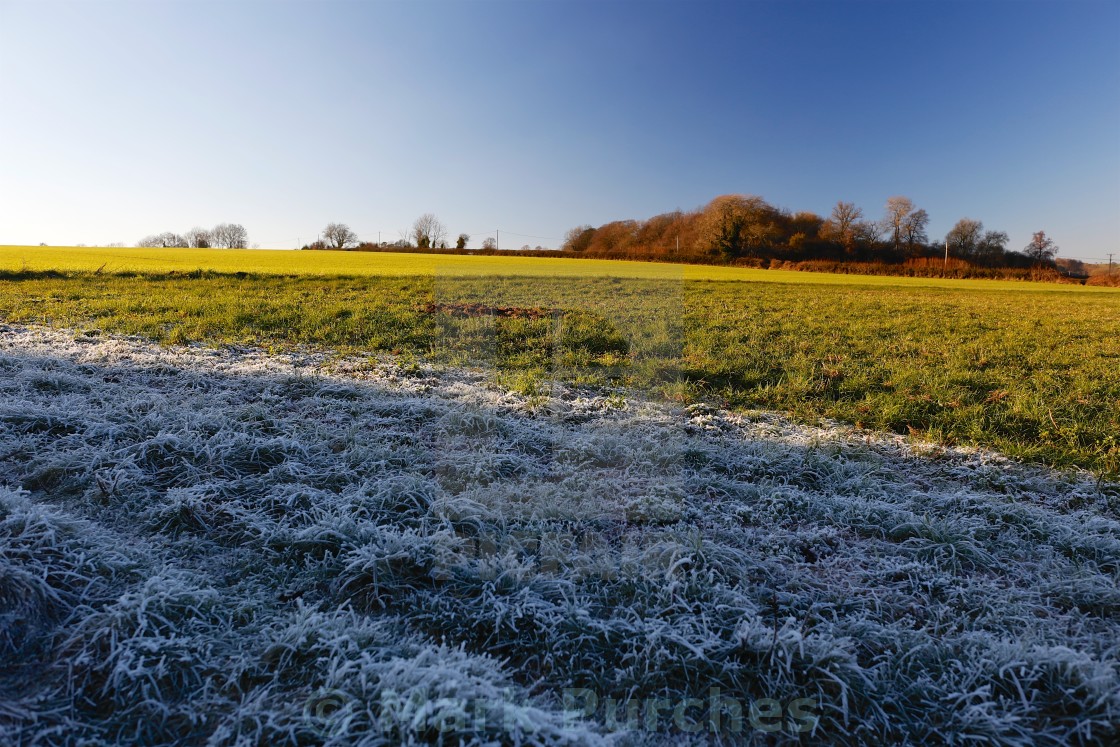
xmin=1 ymin=0 xmax=1117 ymax=261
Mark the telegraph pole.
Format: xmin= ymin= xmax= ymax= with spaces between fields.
xmin=496 ymin=229 xmax=499 ymax=251
xmin=1109 ymin=253 xmax=1115 ymax=276
xmin=944 ymin=239 xmax=949 ymax=273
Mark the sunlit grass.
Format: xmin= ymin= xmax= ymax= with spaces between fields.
xmin=0 ymin=264 xmax=1116 ymax=475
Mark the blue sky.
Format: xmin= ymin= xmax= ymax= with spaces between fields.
xmin=1 ymin=0 xmax=1117 ymax=260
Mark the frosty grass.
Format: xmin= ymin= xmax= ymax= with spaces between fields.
xmin=1 ymin=324 xmax=1117 ymax=745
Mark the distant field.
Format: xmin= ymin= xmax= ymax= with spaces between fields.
xmin=0 ymin=246 xmax=1117 ymax=475
xmin=1 ymin=244 xmax=1113 ymax=291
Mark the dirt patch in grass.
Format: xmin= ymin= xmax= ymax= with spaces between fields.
xmin=419 ymin=301 xmax=557 ymax=319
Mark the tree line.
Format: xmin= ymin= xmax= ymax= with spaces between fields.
xmin=131 ymin=198 xmax=1067 ymax=278
xmin=302 ymin=214 xmax=474 ymax=252
xmin=560 ymin=195 xmax=1060 ymax=268
xmin=137 ymin=223 xmax=249 ymax=249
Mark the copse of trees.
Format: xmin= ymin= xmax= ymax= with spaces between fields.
xmin=881 ymin=196 xmax=929 ymax=255
xmin=137 ymin=232 xmax=189 ymax=249
xmin=557 ymin=194 xmax=1056 ymax=273
xmin=322 ymin=223 xmax=359 ymax=250
xmin=138 ymin=223 xmax=248 ymax=249
xmin=696 ymin=195 xmax=783 ymax=259
xmin=212 ymin=224 xmax=249 ymax=249
xmin=412 ymin=213 xmax=448 ymax=249
xmin=945 ymin=218 xmax=1009 ymax=266
xmin=819 ymin=201 xmax=876 ymax=253
xmin=290 ymin=198 xmax=1068 ymax=280
xmin=302 ymin=214 xmax=457 ymax=251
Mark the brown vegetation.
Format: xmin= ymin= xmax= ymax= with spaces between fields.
xmin=299 ymin=195 xmax=1102 ymax=284
xmin=1087 ymin=273 xmax=1120 ymax=287
xmin=557 ymin=194 xmax=1051 ymax=268
xmin=418 ymin=302 xmax=555 ymax=319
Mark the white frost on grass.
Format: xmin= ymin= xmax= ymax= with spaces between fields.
xmin=0 ymin=323 xmax=1117 ymax=746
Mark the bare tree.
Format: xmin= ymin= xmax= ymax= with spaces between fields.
xmin=211 ymin=223 xmax=248 ymax=249
xmin=322 ymin=223 xmax=359 ymax=250
xmin=853 ymin=220 xmax=882 ymax=245
xmin=1024 ymin=231 xmax=1059 ymax=264
xmin=945 ymin=218 xmax=1012 ymax=266
xmin=881 ymin=196 xmax=914 ymax=251
xmin=185 ymin=227 xmax=213 ymax=249
xmin=880 ymin=197 xmax=927 ymax=253
xmin=411 ymin=213 xmax=447 ymax=249
xmin=946 ymin=218 xmax=984 ymax=258
xmin=137 ymin=232 xmax=187 ymax=248
xmin=228 ymin=224 xmax=248 ymax=249
xmin=976 ymin=230 xmax=1008 ymax=264
xmin=821 ymin=201 xmax=864 ymax=252
xmin=481 ymin=237 xmax=497 ymax=250
xmin=210 ymin=225 xmax=229 ymax=248
xmin=902 ymin=208 xmax=929 ymax=252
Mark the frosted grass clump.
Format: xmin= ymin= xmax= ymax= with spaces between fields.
xmin=0 ymin=323 xmax=1117 ymax=745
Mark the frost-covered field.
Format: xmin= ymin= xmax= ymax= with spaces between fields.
xmin=1 ymin=324 xmax=1118 ymax=745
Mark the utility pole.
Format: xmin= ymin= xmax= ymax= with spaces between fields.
xmin=1108 ymin=253 xmax=1115 ymax=275
xmin=496 ymin=229 xmax=499 ymax=251
xmin=944 ymin=239 xmax=949 ymax=273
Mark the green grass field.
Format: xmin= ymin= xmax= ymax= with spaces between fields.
xmin=2 ymin=245 xmax=1118 ymax=475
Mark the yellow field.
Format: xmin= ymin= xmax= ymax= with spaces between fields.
xmin=0 ymin=245 xmax=1108 ymax=292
